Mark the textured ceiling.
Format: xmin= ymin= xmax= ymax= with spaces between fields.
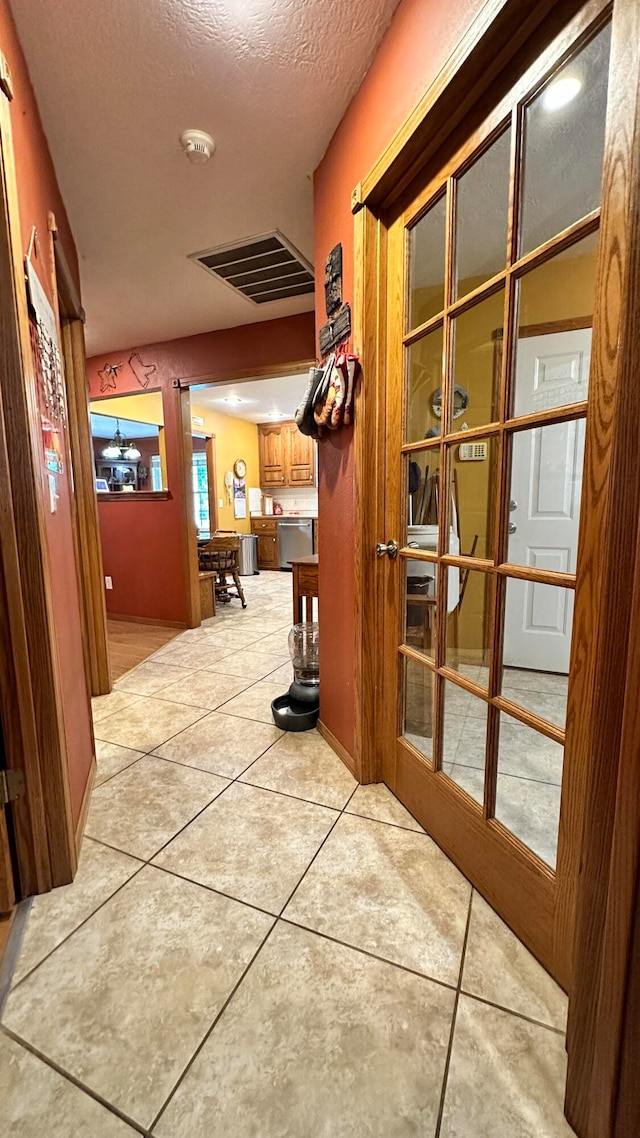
xmin=11 ymin=0 xmax=400 ymax=354
xmin=191 ymin=372 xmax=309 ymax=423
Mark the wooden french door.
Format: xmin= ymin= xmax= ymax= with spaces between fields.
xmin=379 ymin=2 xmax=612 ymax=985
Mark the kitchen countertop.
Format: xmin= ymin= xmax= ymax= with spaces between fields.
xmin=250 ymin=514 xmax=318 ymax=520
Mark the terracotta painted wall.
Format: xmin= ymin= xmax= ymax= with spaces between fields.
xmin=313 ymin=0 xmax=486 ymax=760
xmin=0 ymin=0 xmax=94 ymax=824
xmin=87 ymin=314 xmax=315 ymax=622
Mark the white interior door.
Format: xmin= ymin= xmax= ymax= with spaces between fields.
xmin=504 ymin=328 xmax=591 ymax=672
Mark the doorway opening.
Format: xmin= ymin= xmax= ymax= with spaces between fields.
xmin=181 ymin=368 xmax=318 ymax=627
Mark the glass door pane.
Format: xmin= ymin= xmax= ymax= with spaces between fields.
xmin=408 ymin=195 xmax=446 ymax=329
xmin=520 ymin=22 xmax=612 ymax=255
xmin=455 ymin=128 xmax=511 ymax=298
xmin=389 ymin=10 xmax=612 ymax=971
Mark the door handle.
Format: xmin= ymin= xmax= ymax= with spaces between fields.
xmin=376 ymin=539 xmax=399 ymax=559
xmin=508 ymin=522 xmax=517 ymax=534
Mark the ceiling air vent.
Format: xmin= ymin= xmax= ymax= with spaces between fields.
xmin=190 ymin=231 xmax=314 ymax=305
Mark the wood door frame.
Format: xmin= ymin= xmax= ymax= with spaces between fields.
xmin=0 ymin=62 xmax=77 ymax=899
xmin=174 ymin=384 xmax=201 ymax=629
xmin=353 ymin=0 xmax=640 ymax=1131
xmin=205 ymin=435 xmax=219 ymax=535
xmin=51 ymin=223 xmax=111 ymax=697
xmin=563 ymin=0 xmax=640 ymax=1131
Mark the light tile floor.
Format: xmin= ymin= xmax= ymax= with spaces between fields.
xmin=1 ymin=571 xmax=574 ymax=1136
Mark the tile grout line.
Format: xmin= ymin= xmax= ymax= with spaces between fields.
xmin=0 ymin=1024 xmax=149 ymax=1136
xmin=145 ymin=782 xmax=362 ymax=1135
xmin=144 ymin=920 xmax=279 ymax=1134
xmin=5 ymin=859 xmax=149 ymax=993
xmin=457 ymin=988 xmax=566 ymax=1036
xmin=29 ymin=585 xmax=564 ymax=1129
xmin=4 ymin=858 xmax=565 ymax=1134
xmin=433 ymin=888 xmax=474 ymax=1138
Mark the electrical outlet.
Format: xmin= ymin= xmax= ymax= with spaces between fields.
xmin=105 ymin=576 xmax=113 ymax=590
xmin=219 ymin=498 xmax=224 ymax=508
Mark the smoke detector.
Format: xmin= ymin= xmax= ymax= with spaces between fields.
xmin=179 ymin=129 xmax=215 ymax=165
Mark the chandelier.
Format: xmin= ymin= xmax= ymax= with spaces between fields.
xmin=101 ymin=420 xmax=142 ymax=462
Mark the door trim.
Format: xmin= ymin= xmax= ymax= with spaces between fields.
xmin=356 ymin=0 xmax=590 ymax=211
xmin=0 ymin=73 xmax=77 ymax=895
xmin=563 ymin=0 xmax=640 ymax=1130
xmin=176 ymin=385 xmax=201 ymax=629
xmin=53 ymin=231 xmax=111 ymax=697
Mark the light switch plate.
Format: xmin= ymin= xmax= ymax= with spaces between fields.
xmin=105 ymin=576 xmax=113 ymax=590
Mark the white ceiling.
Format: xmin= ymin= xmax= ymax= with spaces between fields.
xmin=11 ymin=0 xmax=400 ymax=355
xmin=90 ymin=413 xmax=159 ymax=440
xmin=192 ymin=371 xmax=309 ymax=424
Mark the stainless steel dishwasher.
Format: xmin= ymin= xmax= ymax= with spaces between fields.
xmin=278 ymin=518 xmax=314 ymax=568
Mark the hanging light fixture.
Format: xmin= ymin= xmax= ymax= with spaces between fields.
xmin=101 ymin=420 xmax=141 ymax=461
xmin=101 ymin=420 xmax=124 ymax=459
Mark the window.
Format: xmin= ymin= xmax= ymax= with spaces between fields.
xmin=192 ymin=451 xmax=210 ymax=538
xmin=150 ymin=455 xmax=162 ymax=492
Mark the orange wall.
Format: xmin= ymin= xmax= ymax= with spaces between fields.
xmin=0 ymin=0 xmax=93 ymax=824
xmin=313 ymin=0 xmax=486 ymax=760
xmin=87 ymin=314 xmax=315 ymax=622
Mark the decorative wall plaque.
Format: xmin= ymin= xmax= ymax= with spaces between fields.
xmin=324 ymin=243 xmax=342 ymax=317
xmin=319 ymin=302 xmax=351 ymax=358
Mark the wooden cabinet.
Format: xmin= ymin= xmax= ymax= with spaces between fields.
xmin=287 ymin=425 xmax=315 ymax=486
xmin=258 ymin=424 xmax=287 ymax=487
xmin=251 ymin=517 xmax=280 ymax=570
xmin=258 ymin=422 xmax=316 ymax=489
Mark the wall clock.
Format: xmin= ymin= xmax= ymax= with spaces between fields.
xmin=234 ymin=458 xmax=247 ymax=479
xmin=430 ymin=384 xmax=470 ymax=421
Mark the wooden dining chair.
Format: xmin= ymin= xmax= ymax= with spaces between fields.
xmin=198 ymin=535 xmax=247 ymax=608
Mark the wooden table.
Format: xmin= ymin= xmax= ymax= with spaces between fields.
xmin=290 ymin=554 xmax=318 ymax=623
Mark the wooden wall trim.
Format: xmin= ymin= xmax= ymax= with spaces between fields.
xmin=60 ymin=319 xmax=111 ymax=697
xmin=176 ymin=386 xmax=201 ymax=629
xmin=0 ymin=811 xmax=15 ymax=912
xmin=352 ymin=205 xmax=387 ymax=784
xmin=0 ymin=87 xmax=76 ymax=892
xmin=358 ymin=0 xmax=587 ymax=211
xmin=107 ymin=613 xmax=187 ymax=629
xmin=74 ymin=755 xmax=96 ymax=857
xmin=565 ymin=0 xmax=640 ymax=1131
xmin=97 ymin=491 xmax=171 ymax=503
xmin=205 ymin=436 xmax=219 ymax=534
xmin=317 ymin=719 xmax=357 ymax=778
xmin=180 ymin=358 xmax=315 ymax=388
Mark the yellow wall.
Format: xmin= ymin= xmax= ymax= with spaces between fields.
xmin=191 ymin=403 xmax=260 ymax=534
xmin=89 ymin=390 xmax=164 ymax=425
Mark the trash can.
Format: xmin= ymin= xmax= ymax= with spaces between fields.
xmin=238 ymin=533 xmax=258 ymax=576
